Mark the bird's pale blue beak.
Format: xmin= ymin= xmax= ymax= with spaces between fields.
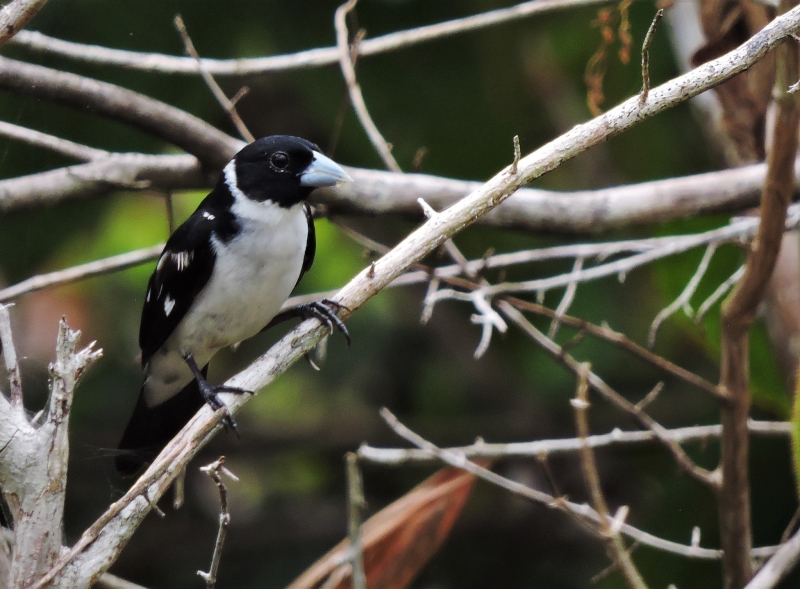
xmin=299 ymin=151 xmax=353 ymax=187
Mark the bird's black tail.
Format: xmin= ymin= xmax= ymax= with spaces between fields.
xmin=116 ymin=367 xmax=207 ymax=477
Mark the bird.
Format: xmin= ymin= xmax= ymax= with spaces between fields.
xmin=116 ymin=135 xmax=352 ymax=476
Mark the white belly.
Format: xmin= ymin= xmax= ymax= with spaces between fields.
xmin=143 ymin=203 xmax=308 ymax=406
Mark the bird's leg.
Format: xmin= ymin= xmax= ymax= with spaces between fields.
xmin=266 ymin=300 xmax=351 ymax=345
xmin=183 ymin=353 xmax=253 ymax=434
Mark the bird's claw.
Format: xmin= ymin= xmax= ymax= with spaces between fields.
xmin=298 ymin=300 xmax=351 ymax=346
xmin=197 ymin=381 xmax=253 ymax=437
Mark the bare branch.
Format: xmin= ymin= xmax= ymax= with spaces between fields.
xmin=548 ymin=256 xmax=583 ymax=338
xmin=0 ymin=245 xmax=163 ymax=304
xmin=639 ymin=9 xmax=664 ymax=106
xmin=0 ymin=121 xmax=109 ymax=161
xmin=335 ymin=0 xmax=401 ymax=172
xmin=0 ymin=153 xmax=206 ymax=215
xmin=173 ymin=15 xmax=255 ymax=143
xmin=345 ymin=453 xmax=366 ymax=589
xmin=571 ymin=365 xmax=648 ymax=588
xmin=8 ymin=0 xmax=612 ymax=75
xmin=0 ymin=56 xmax=242 ymax=169
xmin=2 ymin=148 xmax=799 ymax=234
xmin=1 ymin=319 xmax=100 ymax=587
xmin=0 ymin=0 xmax=47 ymax=48
xmin=744 ymin=526 xmax=800 ymax=588
xmin=197 ymin=457 xmax=235 ymax=589
xmin=498 ymin=301 xmax=719 ymax=488
xmin=358 ymin=420 xmax=791 ymax=464
xmin=648 ymin=243 xmax=717 ymax=348
xmin=717 ymin=20 xmax=800 ymax=587
xmin=377 ymin=408 xmax=777 ymax=560
xmin=696 ymin=265 xmax=746 ymax=322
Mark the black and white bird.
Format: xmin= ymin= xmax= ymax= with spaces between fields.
xmin=116 ymin=135 xmax=352 ymax=476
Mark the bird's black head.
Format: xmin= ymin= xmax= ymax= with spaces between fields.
xmin=226 ymin=135 xmax=351 ymax=208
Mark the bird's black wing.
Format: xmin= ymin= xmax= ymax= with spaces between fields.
xmin=139 ymin=210 xmax=219 ymax=366
xmin=296 ymin=202 xmax=316 ymax=286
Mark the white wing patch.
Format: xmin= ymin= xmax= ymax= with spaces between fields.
xmin=164 ymin=296 xmax=176 ymax=316
xmin=172 ymin=251 xmax=192 ymax=271
xmin=203 ymin=211 xmax=216 ymax=220
xmin=156 ymin=251 xmax=193 ymax=272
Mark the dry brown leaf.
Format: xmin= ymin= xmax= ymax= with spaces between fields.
xmin=286 ymin=464 xmax=483 ymax=589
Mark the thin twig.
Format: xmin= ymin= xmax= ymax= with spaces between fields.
xmin=548 ymin=256 xmax=584 ymax=338
xmin=173 ymin=15 xmax=255 ymax=143
xmin=0 ymin=245 xmax=164 ymax=304
xmin=572 ymin=364 xmax=648 ymax=589
xmin=498 ymin=301 xmax=719 ymax=488
xmin=696 ymin=265 xmax=745 ymax=323
xmin=639 ymin=9 xmax=664 ymax=106
xmin=0 ymin=304 xmax=23 ymax=410
xmin=197 ymin=457 xmax=237 ymax=589
xmin=0 ymin=56 xmax=243 ymax=169
xmin=334 ymin=0 xmax=401 ymax=172
xmin=377 ymin=408 xmax=778 ymax=560
xmin=164 ymin=192 xmax=176 ymax=234
xmin=346 ymin=453 xmax=366 ymax=589
xmin=648 ymin=243 xmax=717 ymax=348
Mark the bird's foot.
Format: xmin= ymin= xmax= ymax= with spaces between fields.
xmin=197 ymin=381 xmax=253 ymax=435
xmin=294 ymin=300 xmax=351 ymax=346
xmin=183 ymin=353 xmax=253 ymax=434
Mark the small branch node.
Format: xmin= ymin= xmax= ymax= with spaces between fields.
xmin=691 ymin=526 xmax=701 ymax=548
xmin=511 ymin=134 xmax=521 ymax=175
xmin=417 ymin=197 xmax=438 ymax=219
xmin=639 ymin=9 xmax=664 ymax=106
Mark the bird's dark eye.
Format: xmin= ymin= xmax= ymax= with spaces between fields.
xmin=270 ymin=151 xmax=290 ymax=170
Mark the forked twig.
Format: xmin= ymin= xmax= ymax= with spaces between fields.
xmin=197 ymin=457 xmax=238 ymax=589
xmin=335 ymin=0 xmax=401 ymax=172
xmin=648 ymin=243 xmax=717 ymax=348
xmin=174 ymin=15 xmax=255 ymax=143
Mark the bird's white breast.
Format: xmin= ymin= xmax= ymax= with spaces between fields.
xmin=143 ymin=200 xmax=308 ymax=406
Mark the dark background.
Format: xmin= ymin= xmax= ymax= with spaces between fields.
xmin=0 ymin=1 xmax=795 ymax=587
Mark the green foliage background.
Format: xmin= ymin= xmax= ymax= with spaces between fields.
xmin=0 ymin=1 xmax=796 ymax=587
